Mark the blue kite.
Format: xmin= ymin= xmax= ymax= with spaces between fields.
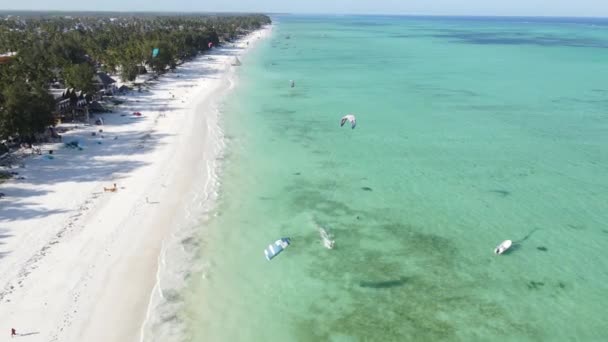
xmin=264 ymin=238 xmax=291 ymax=261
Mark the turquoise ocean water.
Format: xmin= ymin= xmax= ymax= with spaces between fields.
xmin=183 ymin=16 xmax=608 ymax=341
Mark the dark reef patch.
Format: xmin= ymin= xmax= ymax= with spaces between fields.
xmin=359 ymin=277 xmax=409 ymax=289
xmin=527 ymin=281 xmax=545 ymax=290
xmin=567 ymin=224 xmax=585 ymax=231
xmin=291 ymin=213 xmax=538 ymax=340
xmin=281 ymin=175 xmax=539 ymax=340
xmin=431 ymin=31 xmax=608 ymax=49
xmin=489 ymin=189 xmax=510 ymax=197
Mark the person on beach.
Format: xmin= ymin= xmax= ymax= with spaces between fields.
xmin=104 ymin=183 xmax=117 ymax=192
xmin=11 ymin=328 xmax=17 ymax=337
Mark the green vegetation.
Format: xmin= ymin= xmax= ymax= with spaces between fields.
xmin=0 ymin=79 xmax=55 ymax=142
xmin=0 ymin=13 xmax=271 ymax=142
xmin=64 ymin=63 xmax=95 ymax=92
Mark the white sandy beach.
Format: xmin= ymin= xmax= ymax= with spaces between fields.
xmin=0 ymin=27 xmax=271 ymax=342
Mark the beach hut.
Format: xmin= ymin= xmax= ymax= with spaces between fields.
xmin=56 ymin=98 xmax=71 ymax=113
xmin=136 ymin=65 xmax=148 ymax=75
xmin=92 ymin=72 xmax=117 ymax=94
xmin=117 ymin=85 xmax=131 ymax=94
xmin=89 ymin=101 xmax=109 ymax=113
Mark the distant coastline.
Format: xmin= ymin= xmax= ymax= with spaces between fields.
xmin=1 ymin=9 xmax=606 ymax=20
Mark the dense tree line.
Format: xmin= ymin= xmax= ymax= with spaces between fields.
xmin=0 ymin=14 xmax=271 ymax=142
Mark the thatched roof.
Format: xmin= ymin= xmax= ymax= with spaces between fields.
xmin=89 ymin=101 xmax=109 ymax=112
xmin=92 ymin=72 xmax=116 ymax=87
xmin=117 ymin=85 xmax=131 ymax=93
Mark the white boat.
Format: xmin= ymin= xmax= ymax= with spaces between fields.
xmin=494 ymin=240 xmax=512 ymax=255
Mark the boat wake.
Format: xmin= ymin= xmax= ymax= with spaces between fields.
xmin=311 ymin=217 xmax=335 ymax=249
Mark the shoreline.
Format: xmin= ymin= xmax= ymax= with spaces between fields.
xmin=0 ymin=26 xmax=272 ymax=342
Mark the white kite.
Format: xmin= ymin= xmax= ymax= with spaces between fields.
xmin=340 ymin=114 xmax=356 ymax=129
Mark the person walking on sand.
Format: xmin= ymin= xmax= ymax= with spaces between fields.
xmin=11 ymin=328 xmax=17 ymax=337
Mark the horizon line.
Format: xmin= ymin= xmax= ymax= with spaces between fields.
xmin=0 ymin=10 xmax=607 ymax=19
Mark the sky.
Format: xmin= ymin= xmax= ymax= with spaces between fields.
xmin=1 ymin=0 xmax=608 ymax=17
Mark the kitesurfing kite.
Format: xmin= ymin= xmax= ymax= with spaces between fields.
xmin=264 ymin=238 xmax=291 ymax=260
xmin=340 ymin=114 xmax=356 ymax=129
